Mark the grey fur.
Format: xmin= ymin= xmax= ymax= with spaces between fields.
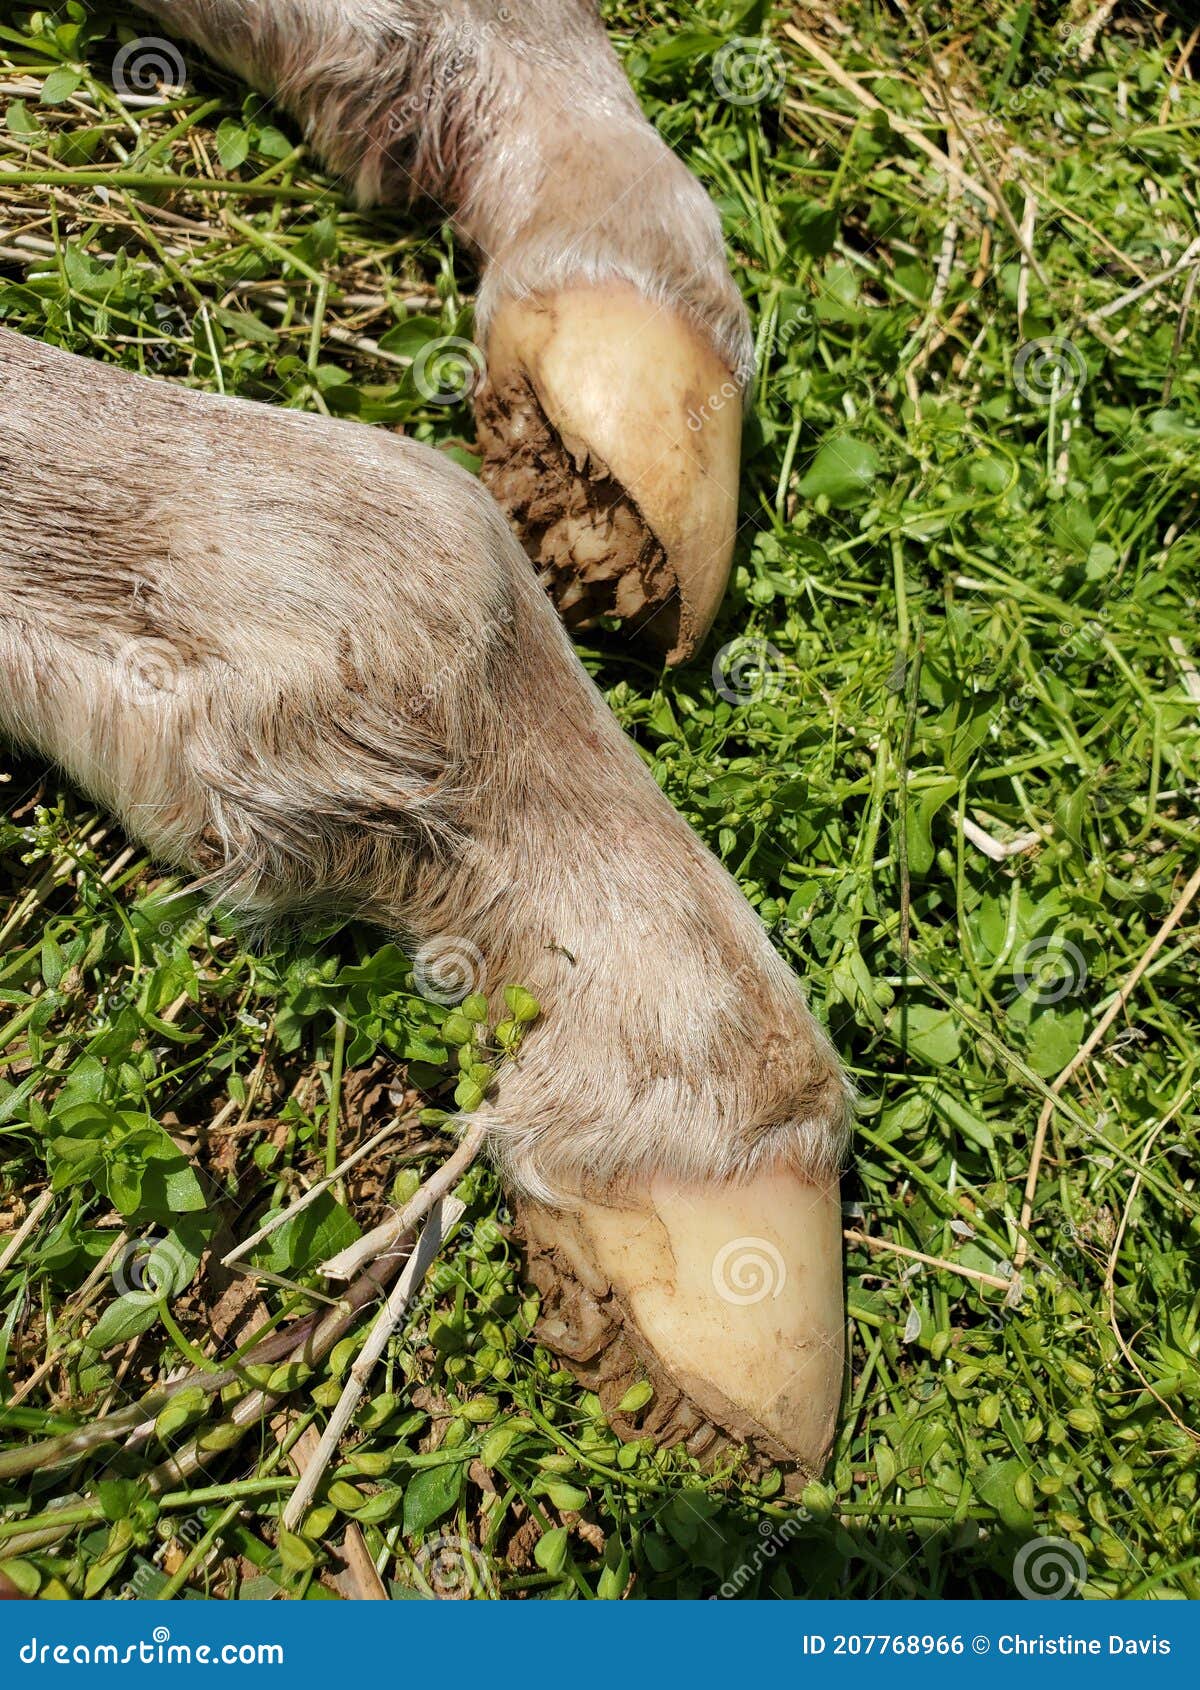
xmin=139 ymin=0 xmax=753 ymax=379
xmin=0 ymin=329 xmax=847 ymax=1203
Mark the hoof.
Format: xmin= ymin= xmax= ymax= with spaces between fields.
xmin=514 ymin=1166 xmax=843 ymax=1477
xmin=477 ymin=284 xmax=742 ymax=663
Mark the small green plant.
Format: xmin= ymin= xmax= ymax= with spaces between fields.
xmin=2 ymin=0 xmax=1199 ymax=1600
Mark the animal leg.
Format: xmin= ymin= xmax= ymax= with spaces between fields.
xmin=2 ymin=328 xmax=845 ymax=1476
xmin=136 ymin=0 xmax=752 ymax=658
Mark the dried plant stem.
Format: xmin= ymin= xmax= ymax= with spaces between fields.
xmin=282 ymin=1197 xmax=463 ymax=1532
xmin=0 ymin=1188 xmax=54 ymax=1274
xmin=1015 ymin=860 xmax=1200 ymax=1268
xmin=844 ymin=1228 xmax=1013 ymax=1293
xmin=0 ymin=1255 xmax=397 ymax=1482
xmin=319 ymin=1118 xmax=487 ymax=1282
xmin=221 ymin=1114 xmax=411 ymax=1268
xmin=783 ymin=25 xmax=997 ymax=213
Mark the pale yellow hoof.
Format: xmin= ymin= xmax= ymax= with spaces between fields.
xmin=517 ymin=1166 xmax=843 ymax=1475
xmin=478 ymin=284 xmax=743 ymax=663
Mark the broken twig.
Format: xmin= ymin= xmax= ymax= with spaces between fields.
xmin=320 ymin=1117 xmax=488 ymax=1282
xmin=283 ymin=1197 xmax=463 ymax=1532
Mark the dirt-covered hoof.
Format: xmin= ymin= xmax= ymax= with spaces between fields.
xmin=476 ymin=284 xmax=743 ymax=664
xmin=513 ymin=1166 xmax=843 ymax=1477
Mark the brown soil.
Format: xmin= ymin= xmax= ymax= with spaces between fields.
xmin=476 ymin=369 xmax=680 ymax=651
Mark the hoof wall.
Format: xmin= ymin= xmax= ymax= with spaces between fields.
xmin=478 ymin=285 xmax=742 ymax=663
xmin=514 ymin=1167 xmax=843 ymax=1477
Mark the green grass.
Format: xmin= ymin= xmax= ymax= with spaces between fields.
xmin=2 ymin=0 xmax=1199 ymax=1599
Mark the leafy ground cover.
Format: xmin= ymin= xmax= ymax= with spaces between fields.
xmin=0 ymin=0 xmax=1198 ymax=1599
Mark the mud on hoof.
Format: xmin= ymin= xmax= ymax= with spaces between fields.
xmin=476 ymin=286 xmax=744 ymax=665
xmin=514 ymin=1197 xmax=726 ymax=1458
xmin=512 ymin=1175 xmax=843 ymax=1484
xmin=476 ymin=371 xmax=678 ymax=648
